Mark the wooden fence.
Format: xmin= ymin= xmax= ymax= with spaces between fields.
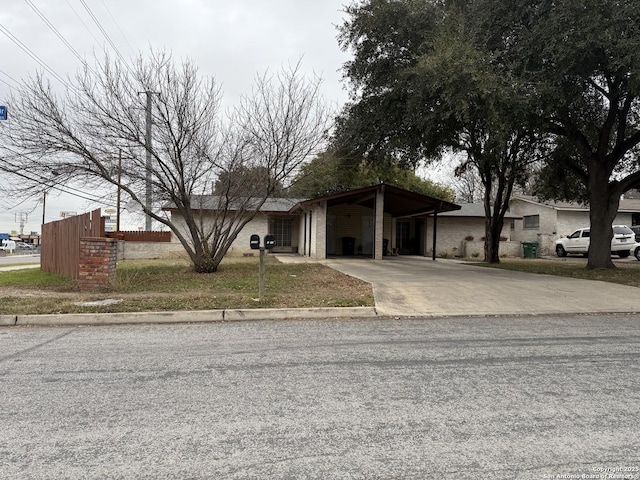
xmin=41 ymin=209 xmax=104 ymax=281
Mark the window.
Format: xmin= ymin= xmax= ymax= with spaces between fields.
xmin=396 ymin=221 xmax=411 ymax=250
xmin=523 ymin=215 xmax=540 ymax=229
xmin=269 ymin=218 xmax=292 ymax=247
xmin=632 ymin=213 xmax=640 ymax=226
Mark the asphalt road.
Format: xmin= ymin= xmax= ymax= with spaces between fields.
xmin=0 ymin=253 xmax=40 ymax=267
xmin=1 ymin=315 xmax=639 ymax=480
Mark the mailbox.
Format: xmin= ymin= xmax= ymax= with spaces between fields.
xmin=264 ymin=235 xmax=276 ymax=250
xmin=250 ymin=234 xmax=261 ymax=250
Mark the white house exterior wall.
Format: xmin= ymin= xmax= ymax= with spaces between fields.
xmin=510 ymin=199 xmax=558 ymax=243
xmin=169 ymin=212 xmax=302 ymax=256
xmin=425 ymin=217 xmax=512 ymax=257
xmin=556 ymin=211 xmax=632 ymax=237
xmin=614 ymin=212 xmax=634 ymax=227
xmin=555 ymin=210 xmax=590 ymax=237
xmin=230 ymin=214 xmax=270 ymax=255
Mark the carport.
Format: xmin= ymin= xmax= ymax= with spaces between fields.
xmin=292 ymin=183 xmax=460 ymax=260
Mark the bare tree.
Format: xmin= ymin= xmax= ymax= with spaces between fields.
xmin=1 ymin=51 xmax=331 ymax=272
xmin=449 ymin=161 xmax=483 ymax=204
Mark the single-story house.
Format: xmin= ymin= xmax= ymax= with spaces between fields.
xmin=509 ymin=194 xmax=640 ymax=254
xmin=166 ymin=184 xmax=465 ymax=260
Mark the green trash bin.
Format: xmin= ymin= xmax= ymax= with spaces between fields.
xmin=522 ymin=242 xmax=539 ymax=258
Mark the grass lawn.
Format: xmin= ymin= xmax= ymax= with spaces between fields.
xmin=0 ymin=257 xmax=374 ymax=315
xmin=474 ymin=257 xmax=640 ymax=288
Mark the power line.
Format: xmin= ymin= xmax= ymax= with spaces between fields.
xmin=0 ymin=67 xmax=20 ymax=86
xmin=0 ymin=23 xmax=72 ymax=90
xmin=64 ymin=0 xmax=102 ymax=45
xmin=79 ymin=0 xmax=129 ymax=67
xmin=1 ymin=165 xmax=118 ymax=206
xmin=99 ymin=0 xmax=136 ymax=57
xmin=0 ymin=76 xmax=14 ymax=89
xmin=24 ymin=0 xmax=96 ymax=75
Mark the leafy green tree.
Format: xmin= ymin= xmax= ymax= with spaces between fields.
xmin=336 ymin=0 xmax=542 ymax=263
xmin=213 ymin=166 xmax=285 ymax=197
xmin=288 ymin=151 xmax=454 ymax=201
xmin=473 ymin=0 xmax=640 ymax=269
xmin=287 ymin=152 xmax=363 ymax=197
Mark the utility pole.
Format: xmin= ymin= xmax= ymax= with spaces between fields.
xmin=144 ymin=91 xmax=153 ymax=231
xmin=42 ymin=191 xmax=46 ymax=225
xmin=117 ymin=150 xmax=122 ymax=232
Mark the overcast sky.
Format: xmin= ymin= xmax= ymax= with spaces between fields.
xmin=0 ymin=0 xmax=356 ymax=234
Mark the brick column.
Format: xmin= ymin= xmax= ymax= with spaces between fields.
xmin=78 ymin=237 xmax=118 ymax=292
xmin=374 ymin=187 xmax=385 ymax=260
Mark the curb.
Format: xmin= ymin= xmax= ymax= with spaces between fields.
xmin=6 ymin=307 xmax=378 ymax=327
xmin=1 ymin=315 xmax=18 ymax=326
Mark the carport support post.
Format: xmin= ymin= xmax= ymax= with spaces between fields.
xmin=374 ymin=185 xmax=385 ymax=260
xmin=432 ymin=206 xmax=439 ymax=261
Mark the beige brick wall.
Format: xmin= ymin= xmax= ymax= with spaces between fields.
xmin=327 ymin=204 xmax=392 ymax=255
xmin=426 ymin=217 xmax=513 ymax=257
xmin=169 ymin=212 xmax=302 ymax=257
xmin=510 ymin=199 xmax=558 ymax=242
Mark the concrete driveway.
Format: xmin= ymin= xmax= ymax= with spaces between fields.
xmin=321 ymin=256 xmax=640 ymax=317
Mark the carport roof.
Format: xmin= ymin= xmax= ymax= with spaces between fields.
xmin=291 ymin=183 xmax=461 ymax=217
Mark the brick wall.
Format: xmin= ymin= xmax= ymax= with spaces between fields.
xmin=78 ymin=237 xmax=117 ymax=292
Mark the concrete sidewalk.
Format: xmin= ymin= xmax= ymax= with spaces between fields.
xmin=3 ymin=255 xmax=640 ymax=326
xmin=315 ymin=255 xmax=640 ymax=317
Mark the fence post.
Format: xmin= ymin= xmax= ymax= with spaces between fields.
xmin=78 ymin=237 xmax=118 ymax=292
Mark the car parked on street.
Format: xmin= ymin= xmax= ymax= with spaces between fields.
xmin=632 ymin=242 xmax=640 ymax=261
xmin=631 ymin=225 xmax=640 ymax=242
xmin=555 ymin=225 xmax=636 ymax=257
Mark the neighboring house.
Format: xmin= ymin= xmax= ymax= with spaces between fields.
xmin=165 ymin=183 xmax=462 ymax=260
xmin=428 ymin=204 xmax=522 ymax=257
xmin=509 ymin=195 xmax=640 ymax=254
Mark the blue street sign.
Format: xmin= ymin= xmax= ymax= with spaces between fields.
xmin=0 ymin=106 xmax=6 ymax=120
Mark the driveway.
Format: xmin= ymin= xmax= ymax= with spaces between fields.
xmin=321 ymin=256 xmax=640 ymax=317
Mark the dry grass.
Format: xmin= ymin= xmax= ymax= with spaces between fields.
xmin=475 ymin=257 xmax=640 ymax=288
xmin=0 ymin=257 xmax=374 ymax=315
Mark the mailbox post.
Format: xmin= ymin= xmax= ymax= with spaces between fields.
xmin=250 ymin=234 xmax=276 ymax=301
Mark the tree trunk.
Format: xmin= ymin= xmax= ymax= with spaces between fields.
xmin=191 ymin=252 xmax=221 ymax=273
xmin=482 ymin=191 xmax=505 ymax=264
xmin=586 ymin=163 xmax=620 ymax=270
xmin=483 ymin=215 xmax=503 ymax=263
